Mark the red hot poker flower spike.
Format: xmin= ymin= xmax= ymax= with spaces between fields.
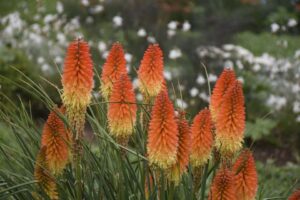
xmin=168 ymin=112 xmax=191 ymax=184
xmin=210 ymin=68 xmax=236 ymax=122
xmin=62 ymin=38 xmax=94 ymax=114
xmin=190 ymin=108 xmax=213 ymax=167
xmin=147 ymin=91 xmax=179 ymax=169
xmin=34 ymin=147 xmax=58 ymax=200
xmin=215 ymin=80 xmax=245 ymax=157
xmin=41 ymin=106 xmax=71 ymax=175
xmin=233 ymin=149 xmax=258 ymax=200
xmin=138 ymin=44 xmax=164 ymax=98
xmin=100 ymin=42 xmax=127 ymax=100
xmin=108 ymin=74 xmax=137 ymax=140
xmin=208 ymin=166 xmax=237 ymax=200
xmin=288 ymin=189 xmax=300 ymax=200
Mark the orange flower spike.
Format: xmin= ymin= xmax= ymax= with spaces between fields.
xmin=215 ymin=80 xmax=245 ymax=157
xmin=233 ymin=149 xmax=258 ymax=200
xmin=190 ymin=108 xmax=213 ymax=167
xmin=210 ymin=68 xmax=236 ymax=121
xmin=100 ymin=42 xmax=127 ymax=99
xmin=168 ymin=112 xmax=191 ymax=184
xmin=138 ymin=44 xmax=164 ymax=98
xmin=108 ymin=74 xmax=137 ymax=139
xmin=41 ymin=107 xmax=71 ymax=175
xmin=34 ymin=147 xmax=58 ymax=200
xmin=147 ymin=91 xmax=179 ymax=169
xmin=288 ymin=189 xmax=300 ymax=200
xmin=62 ymin=38 xmax=94 ymax=113
xmin=208 ymin=166 xmax=237 ymax=200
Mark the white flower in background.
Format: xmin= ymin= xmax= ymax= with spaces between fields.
xmin=57 ymin=32 xmax=66 ymax=44
xmin=125 ymin=53 xmax=132 ymax=63
xmin=90 ymin=5 xmax=104 ymax=14
xmin=281 ymin=25 xmax=287 ymax=31
xmin=288 ymin=18 xmax=297 ymax=27
xmin=92 ymin=91 xmax=100 ymax=99
xmin=132 ymin=78 xmax=139 ymax=89
xmin=199 ymin=92 xmax=210 ymax=102
xmin=271 ymin=23 xmax=280 ymax=33
xmin=236 ymin=60 xmax=244 ymax=69
xmin=44 ymin=14 xmax=57 ymax=24
xmin=113 ymin=15 xmax=122 ymax=27
xmin=81 ymin=0 xmax=89 ymax=6
xmin=294 ymin=50 xmax=300 ymax=58
xmin=137 ymin=28 xmax=146 ymax=37
xmin=167 ymin=29 xmax=176 ymax=37
xmin=176 ymin=99 xmax=188 ymax=109
xmin=196 ymin=74 xmax=205 ymax=85
xmin=147 ymin=36 xmax=156 ymax=43
xmin=28 ymin=32 xmax=42 ymax=44
xmin=223 ymin=44 xmax=235 ymax=51
xmin=292 ymin=84 xmax=300 ymax=93
xmin=126 ymin=64 xmax=131 ymax=73
xmin=41 ymin=63 xmax=51 ymax=72
xmin=182 ymin=21 xmax=191 ymax=31
xmin=168 ymin=21 xmax=178 ymax=30
xmin=208 ymin=74 xmax=217 ymax=82
xmin=190 ymin=87 xmax=199 ymax=97
xmin=55 ymin=56 xmax=63 ymax=64
xmin=237 ymin=77 xmax=244 ymax=84
xmin=1 ymin=12 xmax=24 ymax=36
xmin=253 ymin=63 xmax=261 ymax=72
xmin=37 ymin=57 xmax=45 ymax=64
xmin=98 ymin=41 xmax=107 ymax=52
xmin=293 ymin=101 xmax=300 ymax=113
xmin=266 ymin=95 xmax=287 ymax=110
xmin=169 ymin=48 xmax=182 ymax=59
xmin=102 ymin=51 xmax=109 ymax=59
xmin=296 ymin=115 xmax=300 ymax=122
xmin=56 ymin=2 xmax=64 ymax=13
xmin=163 ymin=71 xmax=172 ymax=81
xmin=136 ymin=93 xmax=143 ymax=101
xmin=224 ymin=60 xmax=234 ymax=69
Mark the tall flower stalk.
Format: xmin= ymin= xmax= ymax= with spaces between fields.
xmin=61 ymin=38 xmax=94 ymax=200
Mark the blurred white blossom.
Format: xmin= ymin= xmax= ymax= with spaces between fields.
xmin=147 ymin=36 xmax=156 ymax=43
xmin=182 ymin=21 xmax=191 ymax=31
xmin=288 ymin=18 xmax=297 ymax=27
xmin=208 ymin=74 xmax=217 ymax=82
xmin=266 ymin=95 xmax=287 ymax=110
xmin=98 ymin=41 xmax=107 ymax=52
xmin=163 ymin=71 xmax=172 ymax=81
xmin=190 ymin=87 xmax=199 ymax=97
xmin=168 ymin=21 xmax=178 ymax=30
xmin=56 ymin=2 xmax=64 ymax=13
xmin=271 ymin=23 xmax=280 ymax=33
xmin=113 ymin=15 xmax=122 ymax=27
xmin=196 ymin=74 xmax=205 ymax=85
xmin=176 ymin=99 xmax=187 ymax=109
xmin=169 ymin=48 xmax=182 ymax=59
xmin=81 ymin=0 xmax=89 ymax=6
xmin=293 ymin=101 xmax=300 ymax=113
xmin=137 ymin=28 xmax=146 ymax=37
xmin=125 ymin=53 xmax=133 ymax=63
xmin=90 ymin=5 xmax=104 ymax=14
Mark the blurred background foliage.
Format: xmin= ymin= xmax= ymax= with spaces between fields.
xmin=0 ymin=0 xmax=300 ymax=195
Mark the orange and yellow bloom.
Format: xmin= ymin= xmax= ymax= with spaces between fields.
xmin=215 ymin=80 xmax=245 ymax=157
xmin=147 ymin=91 xmax=179 ymax=169
xmin=100 ymin=42 xmax=127 ymax=100
xmin=138 ymin=44 xmax=164 ymax=99
xmin=209 ymin=166 xmax=237 ymax=200
xmin=34 ymin=147 xmax=58 ymax=200
xmin=108 ymin=74 xmax=137 ymax=140
xmin=233 ymin=149 xmax=258 ymax=200
xmin=210 ymin=68 xmax=236 ymax=121
xmin=41 ymin=106 xmax=71 ymax=174
xmin=168 ymin=112 xmax=191 ymax=184
xmin=190 ymin=108 xmax=213 ymax=167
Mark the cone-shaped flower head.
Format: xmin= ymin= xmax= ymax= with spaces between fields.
xmin=233 ymin=149 xmax=258 ymax=200
xmin=138 ymin=44 xmax=164 ymax=98
xmin=147 ymin=91 xmax=179 ymax=169
xmin=100 ymin=42 xmax=127 ymax=100
xmin=208 ymin=166 xmax=237 ymax=200
xmin=215 ymin=80 xmax=245 ymax=157
xmin=168 ymin=112 xmax=191 ymax=184
xmin=289 ymin=189 xmax=300 ymax=200
xmin=41 ymin=106 xmax=71 ymax=175
xmin=108 ymin=74 xmax=137 ymax=140
xmin=34 ymin=147 xmax=58 ymax=200
xmin=190 ymin=108 xmax=213 ymax=167
xmin=62 ymin=38 xmax=94 ymax=115
xmin=210 ymin=68 xmax=236 ymax=121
